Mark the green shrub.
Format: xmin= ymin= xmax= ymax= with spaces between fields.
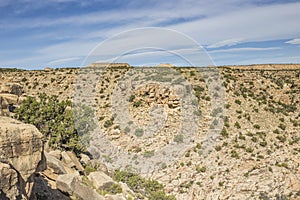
xmin=105 ymin=183 xmax=123 ymax=194
xmin=276 ymin=135 xmax=286 ymax=143
xmin=231 ymin=150 xmax=239 ymax=158
xmin=196 ymin=166 xmax=206 ymax=173
xmin=259 ymin=141 xmax=267 ymax=147
xmin=129 ymin=94 xmax=135 ymax=102
xmin=113 ymin=170 xmax=175 ymax=200
xmin=174 ymin=134 xmax=184 ymax=143
xmin=253 ymin=124 xmax=260 ymax=129
xmin=235 ymin=99 xmax=241 ymax=105
xmin=196 ymin=143 xmax=202 ymax=149
xmin=238 ymin=133 xmax=246 ymax=140
xmin=234 ymin=121 xmax=241 ymax=129
xmin=215 ymin=145 xmax=222 ymax=151
xmin=135 ymin=128 xmax=144 ymax=137
xmin=205 ymin=96 xmax=211 ymax=101
xmin=251 ymin=136 xmax=258 ymax=143
xmin=143 ymin=150 xmax=154 ymax=158
xmin=273 ymin=129 xmax=280 ymax=134
xmin=104 ymin=117 xmax=114 ymax=128
xmin=185 ymin=150 xmax=191 ymax=157
xmin=278 ymin=123 xmax=286 ymax=130
xmin=133 ymin=100 xmax=142 ymax=107
xmin=218 ymin=181 xmax=224 ymax=187
xmin=14 ymin=94 xmax=95 ymax=154
xmin=84 ymin=165 xmax=97 ymax=175
xmin=124 ymin=126 xmax=130 ymax=133
xmin=246 ymin=147 xmax=254 ymax=153
xmin=220 ymin=127 xmax=229 ymax=137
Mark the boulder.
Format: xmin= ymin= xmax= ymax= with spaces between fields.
xmin=56 ymin=173 xmax=105 ymax=200
xmin=48 ymin=150 xmax=62 ymax=160
xmin=45 ymin=152 xmax=67 ymax=174
xmin=119 ymin=182 xmax=135 ymax=199
xmin=80 ymin=153 xmax=91 ymax=166
xmin=9 ymin=83 xmax=23 ymax=96
xmin=56 ymin=174 xmax=78 ymax=195
xmin=0 ymin=83 xmax=11 ymax=93
xmin=64 ymin=165 xmax=80 ymax=175
xmin=61 ymin=151 xmax=75 ymax=168
xmin=88 ymin=171 xmax=114 ymax=190
xmin=0 ymin=93 xmax=18 ymax=109
xmin=30 ymin=174 xmax=70 ymax=200
xmin=73 ymin=180 xmax=105 ymax=200
xmin=0 ymin=83 xmax=23 ymax=94
xmin=66 ymin=151 xmax=84 ymax=172
xmin=0 ymin=117 xmax=45 ymax=199
xmin=0 ymin=163 xmax=24 ymax=200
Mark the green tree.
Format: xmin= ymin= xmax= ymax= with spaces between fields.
xmin=14 ymin=93 xmax=96 ymax=154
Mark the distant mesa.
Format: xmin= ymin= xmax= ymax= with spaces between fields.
xmin=88 ymin=63 xmax=175 ymax=68
xmin=89 ymin=62 xmax=130 ymax=68
xmin=223 ymin=63 xmax=300 ymax=70
xmin=44 ymin=67 xmax=53 ymax=71
xmin=157 ymin=63 xmax=174 ymax=68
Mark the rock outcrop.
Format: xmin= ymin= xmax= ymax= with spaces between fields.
xmin=0 ymin=117 xmax=45 ymax=199
xmin=0 ymin=82 xmax=24 ymax=116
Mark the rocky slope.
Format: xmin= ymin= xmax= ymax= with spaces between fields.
xmin=0 ymin=116 xmax=140 ymax=200
xmin=0 ymin=64 xmax=299 ymax=199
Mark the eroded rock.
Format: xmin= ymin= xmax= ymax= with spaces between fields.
xmin=0 ymin=117 xmax=45 ymax=199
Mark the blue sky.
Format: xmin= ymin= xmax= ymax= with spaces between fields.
xmin=0 ymin=0 xmax=300 ymax=69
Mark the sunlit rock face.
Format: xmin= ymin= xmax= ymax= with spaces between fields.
xmin=0 ymin=117 xmax=45 ymax=199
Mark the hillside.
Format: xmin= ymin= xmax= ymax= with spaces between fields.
xmin=0 ymin=64 xmax=299 ymax=199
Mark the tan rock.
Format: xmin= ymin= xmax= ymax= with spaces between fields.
xmin=0 ymin=93 xmax=18 ymax=108
xmin=0 ymin=117 xmax=45 ymax=199
xmin=80 ymin=153 xmax=91 ymax=166
xmin=48 ymin=150 xmax=62 ymax=160
xmin=66 ymin=151 xmax=84 ymax=172
xmin=61 ymin=151 xmax=75 ymax=168
xmin=104 ymin=194 xmax=126 ymax=200
xmin=73 ymin=179 xmax=105 ymax=200
xmin=88 ymin=171 xmax=114 ymax=190
xmin=0 ymin=163 xmax=24 ymax=200
xmin=45 ymin=152 xmax=67 ymax=174
xmin=56 ymin=173 xmax=78 ymax=195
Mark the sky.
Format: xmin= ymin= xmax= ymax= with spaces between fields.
xmin=0 ymin=0 xmax=300 ymax=69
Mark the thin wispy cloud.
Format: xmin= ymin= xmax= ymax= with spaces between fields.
xmin=207 ymin=38 xmax=243 ymax=49
xmin=169 ymin=2 xmax=300 ymax=44
xmin=285 ymin=38 xmax=300 ymax=45
xmin=209 ymin=47 xmax=281 ymax=53
xmin=46 ymin=57 xmax=82 ymax=65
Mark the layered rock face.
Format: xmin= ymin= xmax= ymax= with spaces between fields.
xmin=0 ymin=117 xmax=45 ymax=199
xmin=0 ymin=82 xmax=24 ymax=116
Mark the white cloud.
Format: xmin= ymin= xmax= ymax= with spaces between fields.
xmin=207 ymin=38 xmax=243 ymax=48
xmin=46 ymin=57 xmax=82 ymax=65
xmin=208 ymin=47 xmax=281 ymax=53
xmin=228 ymin=55 xmax=300 ymax=65
xmin=285 ymin=38 xmax=300 ymax=45
xmin=169 ymin=2 xmax=300 ymax=45
xmin=4 ymin=1 xmax=300 ymax=45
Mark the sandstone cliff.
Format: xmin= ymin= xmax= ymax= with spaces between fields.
xmin=0 ymin=117 xmax=45 ymax=199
